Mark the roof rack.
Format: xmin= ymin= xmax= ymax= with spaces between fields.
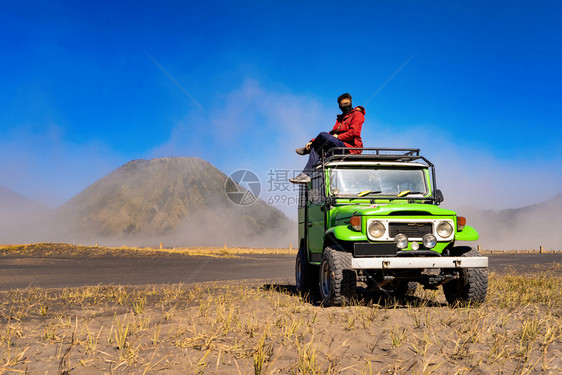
xmin=322 ymin=147 xmax=431 ymax=165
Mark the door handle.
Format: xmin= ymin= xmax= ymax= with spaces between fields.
xmin=308 ymin=222 xmax=312 ymax=227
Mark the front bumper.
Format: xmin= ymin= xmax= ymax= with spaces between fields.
xmin=351 ymin=256 xmax=488 ymax=270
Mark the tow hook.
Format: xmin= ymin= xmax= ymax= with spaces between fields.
xmin=453 ymin=259 xmax=462 ymax=268
xmin=382 ymin=261 xmax=391 ymax=268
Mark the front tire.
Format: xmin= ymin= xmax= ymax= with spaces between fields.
xmin=319 ymin=246 xmax=357 ymax=306
xmin=295 ymin=245 xmax=318 ymax=294
xmin=443 ymin=246 xmax=488 ymax=306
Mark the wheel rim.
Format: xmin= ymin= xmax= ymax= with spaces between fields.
xmin=320 ymin=261 xmax=331 ymax=298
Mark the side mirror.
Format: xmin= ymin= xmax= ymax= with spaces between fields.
xmin=435 ymin=189 xmax=444 ymax=204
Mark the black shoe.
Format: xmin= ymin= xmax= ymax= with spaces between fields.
xmin=295 ymin=147 xmax=310 ymax=155
xmin=289 ymin=173 xmax=311 ymax=184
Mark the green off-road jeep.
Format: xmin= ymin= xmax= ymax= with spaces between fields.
xmin=295 ymin=148 xmax=488 ymax=306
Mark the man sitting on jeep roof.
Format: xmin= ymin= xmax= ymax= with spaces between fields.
xmin=290 ymin=93 xmax=365 ymax=184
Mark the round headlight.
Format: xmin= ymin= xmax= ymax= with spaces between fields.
xmin=436 ymin=221 xmax=453 ymax=238
xmin=368 ymin=221 xmax=386 ymax=238
xmin=394 ymin=233 xmax=408 ymax=249
xmin=422 ymin=234 xmax=437 ymax=249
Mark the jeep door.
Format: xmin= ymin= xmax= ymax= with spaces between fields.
xmin=307 ymin=171 xmax=325 ymax=257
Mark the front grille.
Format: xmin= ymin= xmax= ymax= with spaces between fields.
xmin=389 ymin=222 xmax=432 ymax=238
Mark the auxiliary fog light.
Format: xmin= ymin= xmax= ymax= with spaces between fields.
xmin=411 ymin=242 xmax=420 ymax=250
xmin=394 ymin=234 xmax=408 ymax=249
xmin=368 ymin=221 xmax=386 ymax=238
xmin=422 ymin=234 xmax=437 ymax=249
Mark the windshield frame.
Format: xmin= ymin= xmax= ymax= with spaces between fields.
xmin=327 ymin=166 xmax=430 ymax=198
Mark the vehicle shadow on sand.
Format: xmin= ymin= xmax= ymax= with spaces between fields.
xmin=259 ymin=284 xmax=446 ymax=308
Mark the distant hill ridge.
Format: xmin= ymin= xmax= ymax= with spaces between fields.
xmin=54 ymin=157 xmax=294 ymax=246
xmin=3 ymin=160 xmax=559 ymax=249
xmin=460 ymin=193 xmax=562 ymax=250
xmin=0 ymin=186 xmax=53 ymax=244
xmin=0 ymin=186 xmax=51 ymax=215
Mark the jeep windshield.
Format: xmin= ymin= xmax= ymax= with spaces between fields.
xmin=329 ymin=167 xmax=428 ymax=197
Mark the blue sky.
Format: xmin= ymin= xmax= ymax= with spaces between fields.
xmin=1 ymin=1 xmax=561 ymax=215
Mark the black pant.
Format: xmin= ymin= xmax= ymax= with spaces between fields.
xmin=303 ymin=132 xmax=346 ymax=175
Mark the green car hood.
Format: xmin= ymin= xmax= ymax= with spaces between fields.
xmin=330 ymin=203 xmax=456 ymax=222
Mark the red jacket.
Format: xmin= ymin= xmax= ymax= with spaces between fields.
xmin=332 ymin=106 xmax=365 ymax=154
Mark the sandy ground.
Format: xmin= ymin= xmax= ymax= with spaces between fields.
xmin=0 ymin=272 xmax=560 ymax=373
xmin=0 ymin=244 xmax=561 ymax=374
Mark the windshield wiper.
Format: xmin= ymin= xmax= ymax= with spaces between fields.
xmin=357 ymin=190 xmax=382 ymax=197
xmin=397 ymin=190 xmax=424 ymax=197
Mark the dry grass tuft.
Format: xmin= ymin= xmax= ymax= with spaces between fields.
xmin=0 ymin=268 xmax=560 ymax=373
xmin=0 ymin=242 xmax=297 ymax=258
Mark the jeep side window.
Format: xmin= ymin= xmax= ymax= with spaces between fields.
xmin=309 ymin=172 xmax=324 ymax=204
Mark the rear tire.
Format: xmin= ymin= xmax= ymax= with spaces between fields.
xmin=392 ymin=281 xmax=419 ymax=297
xmin=295 ymin=245 xmax=318 ymax=294
xmin=367 ymin=277 xmax=418 ymax=298
xmin=443 ymin=246 xmax=488 ymax=306
xmin=319 ymin=246 xmax=357 ymax=306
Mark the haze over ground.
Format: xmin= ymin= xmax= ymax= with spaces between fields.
xmin=1 ymin=2 xmax=561 ymax=243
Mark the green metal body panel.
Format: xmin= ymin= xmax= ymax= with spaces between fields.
xmin=455 ymin=225 xmax=479 ymax=241
xmin=307 ymin=203 xmax=325 ymax=254
xmin=325 ymin=226 xmax=367 ymax=242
